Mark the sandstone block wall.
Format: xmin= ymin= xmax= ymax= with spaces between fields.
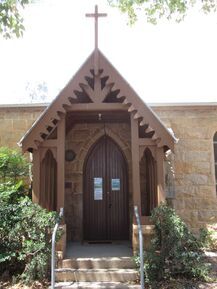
xmin=1 ymin=103 xmax=217 ymax=235
xmin=153 ymin=105 xmax=217 ymax=233
xmin=0 ymin=105 xmax=45 ymax=149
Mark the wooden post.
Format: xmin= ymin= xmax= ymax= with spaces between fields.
xmin=32 ymin=149 xmax=40 ymax=204
xmin=131 ymin=114 xmax=143 ymax=254
xmin=156 ymin=147 xmax=165 ymax=204
xmin=57 ymin=115 xmax=65 ymax=211
xmin=130 ymin=114 xmax=141 ymax=210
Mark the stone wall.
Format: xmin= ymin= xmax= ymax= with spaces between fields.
xmin=1 ymin=103 xmax=217 ymax=235
xmin=153 ymin=104 xmax=217 ymax=233
xmin=0 ymin=104 xmax=45 ymax=149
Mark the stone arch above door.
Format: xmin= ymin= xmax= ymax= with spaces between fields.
xmin=78 ymin=125 xmax=131 ymax=172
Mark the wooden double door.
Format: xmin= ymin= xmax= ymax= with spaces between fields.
xmin=83 ymin=136 xmax=129 ymax=241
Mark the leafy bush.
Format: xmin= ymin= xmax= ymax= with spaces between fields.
xmin=136 ymin=203 xmax=210 ymax=284
xmin=0 ymin=147 xmax=29 ymax=184
xmin=0 ymin=147 xmax=59 ymax=283
xmin=200 ymin=225 xmax=217 ymax=252
xmin=0 ymin=196 xmax=57 ymax=282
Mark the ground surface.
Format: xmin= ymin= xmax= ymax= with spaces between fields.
xmin=152 ymin=281 xmax=217 ymax=289
xmin=0 ymin=281 xmax=48 ymax=289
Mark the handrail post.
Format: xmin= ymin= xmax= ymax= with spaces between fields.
xmin=51 ymin=207 xmax=64 ymax=289
xmin=134 ymin=205 xmax=144 ymax=289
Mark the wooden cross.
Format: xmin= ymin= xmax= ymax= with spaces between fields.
xmin=86 ymin=5 xmax=107 ymax=74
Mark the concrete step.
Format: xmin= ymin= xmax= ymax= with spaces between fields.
xmin=58 ymin=257 xmax=136 ymax=269
xmin=204 ymin=251 xmax=217 ymax=263
xmin=54 ymin=281 xmax=140 ymax=289
xmin=204 ymin=251 xmax=217 ymax=276
xmin=55 ymin=268 xmax=138 ymax=283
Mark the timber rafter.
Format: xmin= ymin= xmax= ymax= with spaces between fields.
xmin=19 ymin=49 xmax=176 ymax=152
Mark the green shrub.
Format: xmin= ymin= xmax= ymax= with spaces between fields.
xmin=0 ymin=147 xmax=29 ymax=184
xmin=200 ymin=226 xmax=217 ymax=251
xmin=136 ymin=203 xmax=210 ymax=283
xmin=0 ymin=185 xmax=58 ymax=283
xmin=0 ymin=147 xmax=59 ymax=283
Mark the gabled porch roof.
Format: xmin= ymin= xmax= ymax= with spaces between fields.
xmin=19 ymin=49 xmax=176 ymax=152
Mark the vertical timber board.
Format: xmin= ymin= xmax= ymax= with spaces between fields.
xmin=130 ymin=114 xmax=141 ymax=211
xmin=32 ymin=149 xmax=40 ymax=204
xmin=57 ymin=116 xmax=65 ymax=211
xmin=156 ymin=147 xmax=165 ymax=204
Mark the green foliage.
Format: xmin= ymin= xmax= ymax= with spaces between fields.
xmin=0 ymin=147 xmax=29 ymax=184
xmin=200 ymin=226 xmax=217 ymax=251
xmin=135 ymin=203 xmax=210 ymax=284
xmin=0 ymin=180 xmax=26 ymax=203
xmin=108 ymin=0 xmax=217 ymax=25
xmin=0 ymin=195 xmax=58 ymax=282
xmin=0 ymin=0 xmax=31 ymax=38
xmin=0 ymin=147 xmax=59 ymax=283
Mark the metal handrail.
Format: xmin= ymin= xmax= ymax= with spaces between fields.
xmin=51 ymin=207 xmax=64 ymax=289
xmin=134 ymin=205 xmax=144 ymax=289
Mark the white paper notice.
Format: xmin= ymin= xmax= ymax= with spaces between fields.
xmin=94 ymin=177 xmax=103 ymax=200
xmin=111 ymin=178 xmax=120 ymax=191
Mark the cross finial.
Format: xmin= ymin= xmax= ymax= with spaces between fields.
xmin=86 ymin=5 xmax=107 ymax=74
xmin=86 ymin=5 xmax=107 ymax=51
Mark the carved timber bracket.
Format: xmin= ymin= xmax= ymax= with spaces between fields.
xmin=79 ymin=70 xmax=114 ymax=104
xmin=19 ymin=49 xmax=176 ymax=153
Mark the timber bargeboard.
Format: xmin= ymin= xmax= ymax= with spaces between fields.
xmin=19 ymin=49 xmax=176 ymax=152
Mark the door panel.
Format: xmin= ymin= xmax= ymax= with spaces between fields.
xmin=106 ymin=137 xmax=128 ymax=240
xmin=83 ymin=136 xmax=128 ymax=241
xmin=84 ymin=137 xmax=107 ymax=240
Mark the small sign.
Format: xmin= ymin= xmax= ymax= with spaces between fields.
xmin=94 ymin=177 xmax=103 ymax=200
xmin=111 ymin=178 xmax=120 ymax=191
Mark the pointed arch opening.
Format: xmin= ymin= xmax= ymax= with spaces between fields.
xmin=83 ymin=135 xmax=129 ymax=241
xmin=140 ymin=148 xmax=157 ymax=216
xmin=40 ymin=149 xmax=57 ymax=211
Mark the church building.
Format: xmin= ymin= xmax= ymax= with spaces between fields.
xmin=1 ymin=6 xmax=217 ymax=254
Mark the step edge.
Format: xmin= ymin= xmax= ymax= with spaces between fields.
xmin=53 ymin=281 xmax=140 ymax=289
xmin=61 ymin=257 xmax=134 ymax=261
xmin=55 ymin=268 xmax=138 ymax=273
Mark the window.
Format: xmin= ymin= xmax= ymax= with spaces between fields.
xmin=140 ymin=148 xmax=157 ymax=216
xmin=40 ymin=149 xmax=57 ymax=211
xmin=213 ymin=132 xmax=217 ymax=194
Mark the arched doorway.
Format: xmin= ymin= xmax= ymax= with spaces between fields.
xmin=83 ymin=135 xmax=129 ymax=241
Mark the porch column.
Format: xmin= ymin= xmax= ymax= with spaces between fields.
xmin=32 ymin=149 xmax=40 ymax=204
xmin=156 ymin=147 xmax=165 ymax=204
xmin=57 ymin=115 xmax=65 ymax=211
xmin=130 ymin=114 xmax=141 ymax=210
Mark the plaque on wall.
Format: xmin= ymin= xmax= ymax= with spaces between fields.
xmin=111 ymin=178 xmax=120 ymax=191
xmin=94 ymin=177 xmax=103 ymax=200
xmin=65 ymin=150 xmax=76 ymax=161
